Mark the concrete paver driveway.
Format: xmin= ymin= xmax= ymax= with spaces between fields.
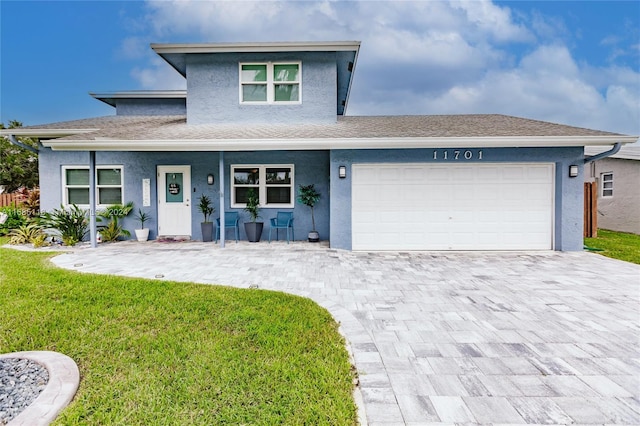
xmin=52 ymin=241 xmax=640 ymax=425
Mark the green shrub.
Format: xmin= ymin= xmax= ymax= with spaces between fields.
xmin=38 ymin=204 xmax=88 ymax=246
xmin=8 ymin=223 xmax=45 ymax=245
xmin=98 ymin=221 xmax=123 ymax=242
xmin=97 ymin=202 xmax=134 ymax=242
xmin=0 ymin=205 xmax=27 ymax=235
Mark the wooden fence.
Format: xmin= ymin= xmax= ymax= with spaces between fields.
xmin=584 ymin=182 xmax=598 ymax=238
xmin=0 ymin=192 xmax=21 ymax=208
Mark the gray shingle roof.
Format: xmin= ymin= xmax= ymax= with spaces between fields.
xmin=23 ymin=114 xmax=625 ymax=141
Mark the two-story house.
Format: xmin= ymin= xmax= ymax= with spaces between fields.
xmin=3 ymin=41 xmax=637 ymax=250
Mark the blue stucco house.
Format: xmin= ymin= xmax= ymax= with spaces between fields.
xmin=3 ymin=41 xmax=636 ymax=251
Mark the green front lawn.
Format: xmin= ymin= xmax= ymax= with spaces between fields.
xmin=585 ymin=229 xmax=640 ymax=265
xmin=0 ymin=246 xmax=357 ymax=425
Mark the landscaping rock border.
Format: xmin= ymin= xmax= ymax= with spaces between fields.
xmin=0 ymin=352 xmax=79 ymax=426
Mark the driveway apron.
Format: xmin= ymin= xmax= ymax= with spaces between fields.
xmin=51 ymin=241 xmax=640 ymax=425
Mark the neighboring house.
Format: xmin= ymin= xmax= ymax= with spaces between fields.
xmin=585 ymin=146 xmax=640 ymax=234
xmin=2 ymin=41 xmax=637 ymax=251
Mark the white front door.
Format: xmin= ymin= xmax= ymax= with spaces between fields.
xmin=157 ymin=165 xmax=191 ymax=237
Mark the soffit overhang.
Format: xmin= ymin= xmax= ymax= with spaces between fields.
xmin=90 ymin=91 xmax=187 ymax=107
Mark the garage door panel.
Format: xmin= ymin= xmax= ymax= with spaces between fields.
xmin=503 ymin=166 xmax=526 ymax=180
xmin=527 ymin=165 xmax=553 ymax=181
xmin=352 ymin=163 xmax=554 ymax=251
xmin=452 ymin=167 xmax=476 ymax=181
xmin=426 ymin=167 xmax=450 ymax=180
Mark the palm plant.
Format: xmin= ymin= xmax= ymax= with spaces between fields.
xmin=97 ymin=201 xmax=134 ymax=242
xmin=198 ymin=195 xmax=215 ymax=223
xmin=38 ymin=204 xmax=89 ymax=246
xmin=297 ymin=184 xmax=321 ymax=231
xmin=244 ymin=189 xmax=261 ymax=222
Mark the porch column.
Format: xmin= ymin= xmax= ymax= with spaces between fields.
xmin=219 ymin=151 xmax=225 ymax=248
xmin=89 ymin=151 xmax=97 ymax=248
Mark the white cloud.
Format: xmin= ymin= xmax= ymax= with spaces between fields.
xmin=131 ymin=57 xmax=185 ymax=90
xmin=451 ymin=0 xmax=533 ymax=43
xmin=118 ymin=36 xmax=150 ymax=60
xmin=123 ymin=0 xmax=639 ymax=135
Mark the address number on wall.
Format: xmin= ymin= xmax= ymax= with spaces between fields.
xmin=433 ymin=150 xmax=483 ymax=160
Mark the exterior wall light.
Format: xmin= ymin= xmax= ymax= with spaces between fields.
xmin=207 ymin=174 xmax=214 ymax=185
xmin=569 ymin=165 xmax=579 ymax=178
xmin=339 ymin=166 xmax=347 ymax=179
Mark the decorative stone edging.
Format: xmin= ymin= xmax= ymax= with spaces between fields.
xmin=0 ymin=351 xmax=79 ymax=426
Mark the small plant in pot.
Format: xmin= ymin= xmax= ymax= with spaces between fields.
xmin=134 ymin=208 xmax=152 ymax=242
xmin=243 ymin=188 xmax=263 ymax=242
xmin=297 ymin=184 xmax=321 ymax=242
xmin=198 ymin=194 xmax=215 ymax=242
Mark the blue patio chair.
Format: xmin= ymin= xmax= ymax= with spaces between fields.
xmin=269 ymin=212 xmax=294 ymax=243
xmin=215 ymin=212 xmax=239 ymax=243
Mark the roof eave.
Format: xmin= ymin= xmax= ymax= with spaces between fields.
xmin=90 ymin=90 xmax=187 ymax=107
xmin=39 ymin=135 xmax=639 ymax=152
xmin=0 ymin=129 xmax=98 ymax=139
xmin=151 ymin=41 xmax=362 ymax=54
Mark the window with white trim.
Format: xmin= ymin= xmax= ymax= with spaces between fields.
xmin=231 ymin=165 xmax=294 ymax=208
xmin=62 ymin=166 xmax=123 ymax=206
xmin=239 ymin=62 xmax=301 ymax=104
xmin=601 ymin=172 xmax=613 ymax=197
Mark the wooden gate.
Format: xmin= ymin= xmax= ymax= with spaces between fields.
xmin=584 ymin=182 xmax=598 ymax=237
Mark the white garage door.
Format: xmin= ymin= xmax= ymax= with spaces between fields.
xmin=352 ymin=163 xmax=554 ymax=250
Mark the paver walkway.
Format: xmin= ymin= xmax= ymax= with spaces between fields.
xmin=51 ymin=241 xmax=640 ymax=425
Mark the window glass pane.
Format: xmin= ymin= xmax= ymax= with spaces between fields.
xmin=235 ymin=187 xmax=259 ymax=204
xmin=66 ymin=169 xmax=89 ymax=185
xmin=234 ymin=168 xmax=260 ymax=185
xmin=274 ymin=64 xmax=299 ymax=82
xmin=99 ymin=188 xmax=122 ymax=205
xmin=266 ymin=168 xmax=291 ymax=184
xmin=97 ymin=168 xmax=121 ymax=185
xmin=274 ymin=84 xmax=299 ymax=102
xmin=603 ymin=189 xmax=613 ymax=197
xmin=266 ymin=187 xmax=291 ymax=204
xmin=603 ymin=182 xmax=613 ymax=189
xmin=242 ymin=84 xmax=267 ymax=102
xmin=241 ymin=65 xmax=267 ymax=82
xmin=165 ymin=173 xmax=183 ymax=203
xmin=68 ymin=188 xmax=89 ymax=205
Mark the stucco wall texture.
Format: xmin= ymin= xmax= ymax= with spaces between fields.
xmin=39 ymin=149 xmax=330 ymax=242
xmin=40 ymin=146 xmax=586 ymax=249
xmin=330 ymin=146 xmax=586 ymax=251
xmin=186 ymin=52 xmax=337 ymax=124
xmin=592 ymin=157 xmax=640 ymax=234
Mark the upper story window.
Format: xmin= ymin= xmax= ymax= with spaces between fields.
xmin=231 ymin=165 xmax=294 ymax=208
xmin=63 ymin=165 xmax=123 ymax=207
xmin=601 ymin=172 xmax=613 ymax=197
xmin=239 ymin=62 xmax=301 ymax=104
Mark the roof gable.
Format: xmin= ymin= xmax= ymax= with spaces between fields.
xmin=151 ymin=41 xmax=360 ymax=116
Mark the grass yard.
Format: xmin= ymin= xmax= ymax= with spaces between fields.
xmin=585 ymin=229 xmax=640 ymax=265
xmin=0 ymin=245 xmax=357 ymax=425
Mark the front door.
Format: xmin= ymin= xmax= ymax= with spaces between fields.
xmin=157 ymin=165 xmax=191 ymax=237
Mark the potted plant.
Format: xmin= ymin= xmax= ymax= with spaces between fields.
xmin=297 ymin=184 xmax=321 ymax=242
xmin=134 ymin=208 xmax=152 ymax=241
xmin=198 ymin=194 xmax=215 ymax=242
xmin=243 ymin=188 xmax=263 ymax=242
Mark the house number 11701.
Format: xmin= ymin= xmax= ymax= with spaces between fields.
xmin=433 ymin=150 xmax=483 ymax=160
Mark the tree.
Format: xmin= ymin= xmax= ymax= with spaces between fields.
xmin=0 ymin=120 xmax=39 ymax=192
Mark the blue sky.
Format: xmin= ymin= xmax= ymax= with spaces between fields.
xmin=1 ymin=0 xmax=639 ymax=135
